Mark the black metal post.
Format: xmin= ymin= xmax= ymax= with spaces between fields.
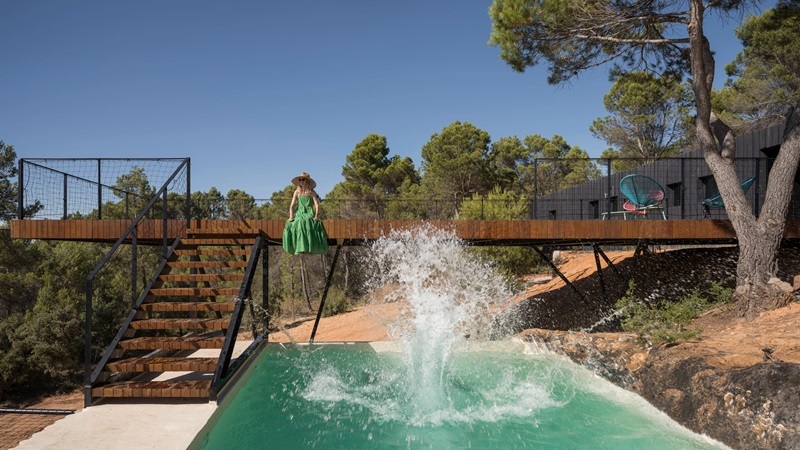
xmin=680 ymin=158 xmax=686 ymax=219
xmin=97 ymin=159 xmax=102 ymax=219
xmin=186 ymin=158 xmax=191 ymax=229
xmin=17 ymin=159 xmax=23 ymax=219
xmin=595 ymin=245 xmax=626 ymax=282
xmin=310 ymin=243 xmax=342 ymax=343
xmin=125 ymin=192 xmax=129 ymax=219
xmin=162 ymin=189 xmax=168 ymax=258
xmin=532 ymin=159 xmax=538 ymax=220
xmin=63 ymin=173 xmax=68 ymax=219
xmin=531 ymin=245 xmax=592 ymax=307
xmin=131 ymin=227 xmax=137 ymax=308
xmin=592 ymin=244 xmax=609 ymax=304
xmin=606 ymin=159 xmax=612 ymax=216
xmin=84 ymin=280 xmax=93 ymax=407
xmin=268 ymin=243 xmax=270 ymax=334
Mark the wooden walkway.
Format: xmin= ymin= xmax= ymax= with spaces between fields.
xmin=11 ymin=219 xmax=800 ymax=245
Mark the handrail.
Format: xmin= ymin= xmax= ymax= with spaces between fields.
xmin=20 ymin=159 xmax=143 ymax=199
xmin=83 ymin=158 xmax=189 ymax=405
xmin=211 ymin=234 xmax=265 ymax=393
xmin=83 ymin=238 xmax=181 ymax=406
xmin=88 ymin=239 xmax=181 ymax=384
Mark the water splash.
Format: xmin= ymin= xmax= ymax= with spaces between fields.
xmin=299 ymin=224 xmax=544 ymax=425
xmin=363 ymin=225 xmax=512 ymax=405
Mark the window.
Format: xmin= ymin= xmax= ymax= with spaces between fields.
xmin=668 ymin=182 xmax=682 ymax=207
xmin=549 ymin=210 xmax=557 ymax=220
xmin=589 ymin=200 xmax=599 ymax=219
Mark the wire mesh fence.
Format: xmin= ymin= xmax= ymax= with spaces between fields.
xmin=19 ymin=155 xmax=797 ymax=222
xmin=19 ymin=158 xmax=189 ymax=220
xmin=255 ymin=156 xmax=779 ymax=220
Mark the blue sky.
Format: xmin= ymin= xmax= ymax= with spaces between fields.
xmin=0 ymin=1 xmax=772 ymax=197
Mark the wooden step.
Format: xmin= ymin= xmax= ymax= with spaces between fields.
xmin=130 ymin=318 xmax=230 ymax=330
xmin=149 ymin=287 xmax=239 ymax=297
xmin=174 ymin=249 xmax=252 ymax=257
xmin=105 ymin=357 xmax=219 ymax=372
xmin=118 ymin=336 xmax=225 ymax=350
xmin=180 ymin=238 xmax=256 ymax=246
xmin=158 ymin=273 xmax=244 ymax=283
xmin=140 ymin=302 xmax=236 ymax=312
xmin=92 ymin=380 xmax=211 ymax=398
xmin=167 ymin=261 xmax=249 ymax=269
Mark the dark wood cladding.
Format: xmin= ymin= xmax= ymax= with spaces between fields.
xmin=10 ymin=218 xmax=799 ymax=244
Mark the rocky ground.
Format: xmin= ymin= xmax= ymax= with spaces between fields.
xmin=522 ymin=303 xmax=800 ymax=450
xmin=513 ymin=248 xmax=800 ymax=450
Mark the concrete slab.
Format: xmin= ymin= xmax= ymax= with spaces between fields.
xmin=14 ymin=340 xmax=254 ymax=450
xmin=14 ymin=402 xmax=216 ymax=450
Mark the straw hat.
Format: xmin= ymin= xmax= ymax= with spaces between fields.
xmin=291 ymin=172 xmax=317 ymax=189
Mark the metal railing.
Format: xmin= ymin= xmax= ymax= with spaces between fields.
xmin=235 ymin=156 xmax=787 ymax=221
xmin=18 ymin=158 xmax=190 ymax=220
xmin=83 ymin=159 xmax=190 ymax=406
xmin=210 ymin=233 xmax=267 ymax=398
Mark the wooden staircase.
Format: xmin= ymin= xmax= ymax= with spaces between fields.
xmin=89 ymin=228 xmax=262 ymax=402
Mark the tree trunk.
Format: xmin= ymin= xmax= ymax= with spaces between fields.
xmin=689 ymin=0 xmax=800 ymax=318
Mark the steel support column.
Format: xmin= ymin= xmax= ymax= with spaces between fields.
xmin=592 ymin=244 xmax=609 ymax=305
xmin=594 ymin=245 xmax=627 ymax=282
xmin=310 ymin=241 xmax=343 ymax=343
xmin=268 ymin=244 xmax=270 ymax=342
xmin=531 ymin=246 xmax=592 ymax=307
xmin=131 ymin=228 xmax=137 ymax=308
xmin=17 ymin=159 xmax=23 ymax=219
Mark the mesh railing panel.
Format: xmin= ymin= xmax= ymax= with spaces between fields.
xmin=20 ymin=158 xmax=188 ymax=220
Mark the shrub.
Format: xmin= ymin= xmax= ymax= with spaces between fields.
xmin=615 ymin=280 xmax=733 ymax=345
xmin=322 ymin=288 xmax=348 ymax=318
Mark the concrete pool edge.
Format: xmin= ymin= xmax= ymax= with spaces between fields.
xmin=187 ymin=336 xmax=271 ymax=450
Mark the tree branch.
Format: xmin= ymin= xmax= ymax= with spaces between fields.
xmin=572 ymin=34 xmax=689 ymax=45
xmin=710 ymin=112 xmax=736 ymax=160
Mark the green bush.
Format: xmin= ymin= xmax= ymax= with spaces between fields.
xmin=322 ymin=288 xmax=349 ymax=318
xmin=615 ymin=280 xmax=733 ymax=345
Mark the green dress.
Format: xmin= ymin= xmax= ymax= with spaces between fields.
xmin=282 ymin=195 xmax=329 ymax=254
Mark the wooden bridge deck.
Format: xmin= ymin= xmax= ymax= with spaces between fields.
xmin=11 ymin=219 xmax=800 ymax=245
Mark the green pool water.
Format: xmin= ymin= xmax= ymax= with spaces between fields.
xmin=196 ymin=343 xmax=725 ymax=449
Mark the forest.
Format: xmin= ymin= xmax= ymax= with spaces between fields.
xmin=0 ymin=2 xmax=797 ymax=400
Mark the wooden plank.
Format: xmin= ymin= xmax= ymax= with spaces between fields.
xmin=118 ymin=336 xmax=225 ymax=350
xmin=7 ymin=218 xmax=782 ymax=244
xmin=158 ymin=273 xmax=244 ymax=282
xmin=92 ymin=380 xmax=212 ymax=398
xmin=149 ymin=287 xmax=239 ymax=296
xmin=106 ymin=357 xmax=218 ymax=372
xmin=129 ymin=318 xmax=230 ymax=330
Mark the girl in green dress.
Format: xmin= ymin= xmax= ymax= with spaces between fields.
xmin=282 ymin=172 xmax=329 ymax=254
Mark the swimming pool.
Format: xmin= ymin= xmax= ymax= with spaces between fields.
xmin=192 ymin=341 xmax=726 ymax=449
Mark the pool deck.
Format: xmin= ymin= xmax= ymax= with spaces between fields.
xmin=14 ymin=341 xmax=253 ymax=450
